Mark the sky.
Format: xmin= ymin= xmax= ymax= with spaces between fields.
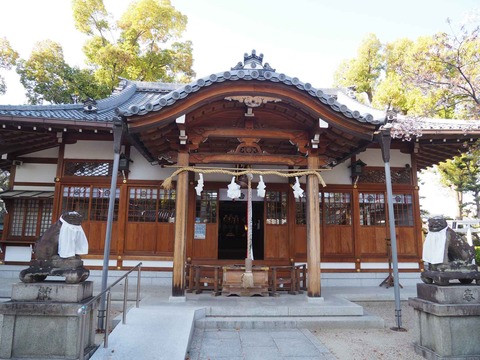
xmin=0 ymin=0 xmax=478 ymax=217
xmin=1 ymin=0 xmax=479 ymax=105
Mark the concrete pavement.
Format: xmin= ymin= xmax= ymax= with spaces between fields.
xmin=0 ymin=265 xmax=420 ymax=360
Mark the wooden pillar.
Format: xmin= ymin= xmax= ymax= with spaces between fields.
xmin=172 ymin=152 xmax=189 ymax=297
xmin=306 ymin=155 xmax=321 ymax=297
xmin=411 ymin=153 xmax=423 ymax=267
xmin=52 ymin=143 xmax=65 ymax=221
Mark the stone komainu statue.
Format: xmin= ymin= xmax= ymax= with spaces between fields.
xmin=421 ymin=216 xmax=479 ymax=285
xmin=19 ymin=211 xmax=90 ymax=284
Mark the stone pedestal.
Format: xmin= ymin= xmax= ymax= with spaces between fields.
xmin=0 ymin=281 xmax=96 ymax=359
xmin=409 ymin=283 xmax=480 ymax=360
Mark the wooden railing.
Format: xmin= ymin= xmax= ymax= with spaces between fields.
xmin=185 ymin=261 xmax=306 ymax=296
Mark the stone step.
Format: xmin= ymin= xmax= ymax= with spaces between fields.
xmin=198 ymin=294 xmax=364 ymax=317
xmin=196 ymin=314 xmax=384 ymax=329
xmin=204 ymin=302 xmax=363 ymax=317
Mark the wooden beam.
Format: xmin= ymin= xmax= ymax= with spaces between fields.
xmin=189 ymin=153 xmax=308 ymax=167
xmin=190 ymin=127 xmax=309 ymax=141
xmin=306 ymin=155 xmax=321 ymax=297
xmin=172 ymin=152 xmax=189 ymax=297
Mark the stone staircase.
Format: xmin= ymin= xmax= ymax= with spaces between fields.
xmin=193 ymin=295 xmax=385 ymax=330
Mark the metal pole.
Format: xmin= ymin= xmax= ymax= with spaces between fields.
xmin=136 ymin=265 xmax=141 ymax=308
xmin=378 ymin=127 xmax=404 ymax=330
xmin=105 ymin=291 xmax=112 ymax=348
xmin=122 ymin=276 xmax=128 ymax=324
xmin=384 ymin=161 xmax=403 ymax=329
xmin=98 ymin=117 xmax=123 ymax=330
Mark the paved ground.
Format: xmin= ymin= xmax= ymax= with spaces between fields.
xmin=187 ymin=328 xmax=336 ymax=360
xmin=0 ymin=267 xmax=420 ymax=360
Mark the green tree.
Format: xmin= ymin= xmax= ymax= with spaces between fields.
xmin=16 ymin=40 xmax=109 ymax=104
xmin=335 ymin=22 xmax=480 ymax=119
xmin=0 ymin=37 xmax=19 ymax=95
xmin=14 ymin=0 xmax=194 ymax=104
xmin=333 ymin=34 xmax=383 ymax=104
xmin=437 ymin=147 xmax=480 ymax=219
xmin=335 ymin=21 xmax=480 ymax=218
xmin=74 ymin=0 xmax=194 ymax=92
xmin=404 ymin=22 xmax=480 ymax=119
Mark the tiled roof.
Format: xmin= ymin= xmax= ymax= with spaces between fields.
xmin=0 ymin=51 xmax=383 ymax=125
xmin=415 ymin=118 xmax=480 ymax=131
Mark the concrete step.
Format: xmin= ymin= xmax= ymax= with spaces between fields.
xmin=196 ymin=314 xmax=385 ymax=329
xmin=204 ymin=298 xmax=363 ymax=317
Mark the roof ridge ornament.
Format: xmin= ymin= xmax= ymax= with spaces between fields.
xmin=83 ymin=98 xmax=97 ymax=113
xmin=231 ymin=49 xmax=276 ymax=72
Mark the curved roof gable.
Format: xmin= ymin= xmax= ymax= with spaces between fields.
xmin=120 ymin=50 xmax=384 ymax=126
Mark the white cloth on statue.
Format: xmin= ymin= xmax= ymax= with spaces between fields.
xmin=58 ymin=216 xmax=89 ymax=258
xmin=422 ymin=227 xmax=447 ymax=264
xmin=466 ymin=227 xmax=473 ymax=246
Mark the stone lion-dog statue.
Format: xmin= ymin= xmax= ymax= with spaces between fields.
xmin=421 ymin=216 xmax=479 ymax=285
xmin=19 ymin=211 xmax=89 ymax=284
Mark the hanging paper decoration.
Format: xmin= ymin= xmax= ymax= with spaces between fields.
xmin=195 ymin=173 xmax=204 ymax=196
xmin=227 ymin=176 xmax=241 ymax=199
xmin=257 ymin=175 xmax=266 ymax=198
xmin=292 ymin=176 xmax=304 ymax=199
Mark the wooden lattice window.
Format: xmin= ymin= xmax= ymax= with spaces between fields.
xmin=295 ymin=196 xmax=306 ymax=225
xmin=90 ymin=187 xmax=120 ymax=221
xmin=266 ymin=191 xmax=287 ymax=225
xmin=61 ymin=186 xmax=119 ymax=221
xmin=40 ymin=201 xmax=53 ymax=235
xmin=128 ymin=187 xmax=176 ymax=223
xmin=9 ymin=198 xmax=53 ymax=238
xmin=158 ymin=189 xmax=176 ymax=222
xmin=323 ymin=192 xmax=352 ymax=225
xmin=393 ymin=193 xmax=414 ymax=226
xmin=64 ymin=160 xmax=113 ymax=177
xmin=359 ymin=192 xmax=386 ymax=226
xmin=357 ymin=167 xmax=411 ymax=184
xmin=196 ymin=190 xmax=217 ymax=223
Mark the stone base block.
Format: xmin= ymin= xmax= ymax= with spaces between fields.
xmin=11 ymin=280 xmax=93 ymax=302
xmin=0 ymin=282 xmax=96 ymax=359
xmin=409 ymin=283 xmax=480 ymax=360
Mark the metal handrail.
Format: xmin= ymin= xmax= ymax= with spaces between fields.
xmin=77 ymin=262 xmax=142 ymax=360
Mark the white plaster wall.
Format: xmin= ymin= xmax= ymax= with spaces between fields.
xmin=64 ymin=140 xmax=113 ymax=159
xmin=129 ymin=147 xmax=174 ymax=180
xmin=321 ymin=161 xmax=351 ymax=185
xmin=14 ymin=163 xmax=56 ymax=183
xmin=356 ymin=148 xmax=411 ymax=167
xmin=21 ymin=147 xmax=59 ymax=158
xmin=13 ymin=185 xmax=55 ymax=191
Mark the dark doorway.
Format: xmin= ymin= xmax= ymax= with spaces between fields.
xmin=218 ymin=201 xmax=264 ymax=260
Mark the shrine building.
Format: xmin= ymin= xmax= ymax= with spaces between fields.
xmin=0 ymin=51 xmax=479 ymax=296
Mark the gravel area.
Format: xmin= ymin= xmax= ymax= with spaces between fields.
xmin=312 ymin=301 xmax=424 ymax=360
